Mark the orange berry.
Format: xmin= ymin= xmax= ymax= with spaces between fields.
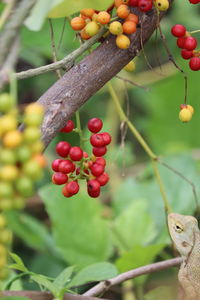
xmin=80 ymin=28 xmax=91 ymax=40
xmin=109 ymin=21 xmax=123 ymax=35
xmin=85 ymin=21 xmax=100 ymax=37
xmin=116 ymin=34 xmax=130 ymax=49
xmin=125 ymin=13 xmax=139 ymax=24
xmin=3 ymin=130 xmax=23 ymax=148
xmin=115 ymin=0 xmax=129 ymax=7
xmin=97 ymin=11 xmax=111 ymax=25
xmin=122 ymin=21 xmax=137 ymax=34
xmin=70 ymin=17 xmax=86 ymax=31
xmin=117 ymin=4 xmax=130 ymax=19
xmin=81 ymin=8 xmax=95 ymax=19
xmin=33 ymin=154 xmax=47 ymax=168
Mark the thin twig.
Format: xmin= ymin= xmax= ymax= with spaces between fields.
xmin=48 ymin=19 xmax=62 ymax=78
xmin=0 ymin=0 xmax=17 ymax=29
xmin=83 ymin=257 xmax=182 ymax=297
xmin=14 ymin=26 xmax=107 ymax=80
xmin=116 ymin=74 xmax=149 ymax=91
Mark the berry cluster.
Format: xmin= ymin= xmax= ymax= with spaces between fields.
xmin=0 ymin=213 xmax=12 ymax=279
xmin=0 ymin=94 xmax=46 ymax=211
xmin=179 ymin=104 xmax=194 ymax=122
xmin=70 ymin=0 xmax=169 ymax=50
xmin=51 ymin=118 xmax=111 ymax=198
xmin=171 ymin=24 xmax=200 ymax=71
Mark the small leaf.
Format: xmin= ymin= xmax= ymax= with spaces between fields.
xmin=9 ymin=253 xmax=28 ymax=273
xmin=53 ymin=266 xmax=74 ymax=294
xmin=68 ymin=262 xmax=118 ymax=288
xmin=31 ymin=274 xmax=56 ymax=295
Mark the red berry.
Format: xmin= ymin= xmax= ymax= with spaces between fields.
xmin=69 ymin=146 xmax=83 ymax=161
xmin=90 ymin=163 xmax=104 ymax=177
xmin=65 ymin=181 xmax=80 ymax=196
xmin=51 ymin=159 xmax=63 ymax=172
xmin=58 ymin=160 xmax=75 ymax=173
xmin=92 ymin=146 xmax=107 ymax=157
xmin=87 ymin=179 xmax=100 ymax=198
xmin=100 ymin=132 xmax=112 ymax=145
xmin=183 ymin=37 xmax=197 ymax=51
xmin=177 ymin=37 xmax=185 ymax=48
xmin=56 ymin=141 xmax=71 ymax=157
xmin=90 ymin=134 xmax=104 ymax=147
xmin=83 ymin=151 xmax=89 ymax=158
xmin=189 ymin=57 xmax=200 ymax=71
xmin=60 ymin=120 xmax=74 ymax=133
xmin=129 ymin=0 xmax=139 ymax=6
xmin=171 ymin=24 xmax=186 ymax=37
xmin=95 ymin=157 xmax=106 ymax=167
xmin=181 ymin=50 xmax=194 ymax=60
xmin=96 ymin=172 xmax=109 ymax=186
xmin=138 ymin=0 xmax=152 ymax=12
xmin=88 ymin=118 xmax=103 ymax=133
xmin=189 ymin=0 xmax=200 ymax=3
xmin=52 ymin=172 xmax=68 ymax=185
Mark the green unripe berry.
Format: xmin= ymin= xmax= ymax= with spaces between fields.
xmin=22 ymin=160 xmax=42 ymax=180
xmin=24 ymin=114 xmax=43 ymax=127
xmin=0 ymin=93 xmax=14 ymax=113
xmin=16 ymin=146 xmax=32 ymax=162
xmin=0 ymin=149 xmax=16 ymax=164
xmin=23 ymin=127 xmax=41 ymax=143
xmin=15 ymin=177 xmax=34 ymax=197
xmin=85 ymin=21 xmax=100 ymax=37
xmin=0 ymin=182 xmax=14 ymax=198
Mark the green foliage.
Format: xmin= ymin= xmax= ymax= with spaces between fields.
xmin=0 ymin=297 xmax=30 ymax=300
xmin=39 ymin=184 xmax=112 ymax=267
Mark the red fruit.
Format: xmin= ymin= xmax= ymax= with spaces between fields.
xmin=51 ymin=159 xmax=63 ymax=172
xmin=56 ymin=141 xmax=71 ymax=157
xmin=183 ymin=37 xmax=197 ymax=51
xmin=60 ymin=120 xmax=74 ymax=133
xmin=52 ymin=172 xmax=68 ymax=185
xmin=69 ymin=146 xmax=83 ymax=161
xmin=177 ymin=37 xmax=185 ymax=48
xmin=171 ymin=24 xmax=186 ymax=37
xmin=65 ymin=181 xmax=80 ymax=196
xmin=96 ymin=172 xmax=109 ymax=186
xmin=129 ymin=0 xmax=139 ymax=6
xmin=88 ymin=118 xmax=103 ymax=133
xmin=59 ymin=160 xmax=75 ymax=173
xmin=87 ymin=179 xmax=100 ymax=198
xmin=181 ymin=50 xmax=194 ymax=60
xmin=90 ymin=163 xmax=104 ymax=176
xmin=90 ymin=134 xmax=104 ymax=147
xmin=92 ymin=146 xmax=107 ymax=157
xmin=138 ymin=0 xmax=152 ymax=12
xmin=100 ymin=132 xmax=112 ymax=145
xmin=95 ymin=157 xmax=106 ymax=167
xmin=189 ymin=0 xmax=200 ymax=3
xmin=189 ymin=57 xmax=200 ymax=71
xmin=83 ymin=151 xmax=89 ymax=158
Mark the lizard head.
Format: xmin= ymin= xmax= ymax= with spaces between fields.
xmin=168 ymin=213 xmax=199 ymax=258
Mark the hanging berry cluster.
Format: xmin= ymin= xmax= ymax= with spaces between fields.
xmin=0 ymin=94 xmax=46 ymax=211
xmin=171 ymin=24 xmax=200 ymax=71
xmin=0 ymin=213 xmax=12 ymax=279
xmin=70 ymin=0 xmax=169 ymax=50
xmin=51 ymin=118 xmax=111 ymax=198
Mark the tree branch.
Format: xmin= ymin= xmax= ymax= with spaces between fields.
xmin=83 ymin=257 xmax=182 ymax=297
xmin=0 ymin=0 xmax=37 ymax=67
xmin=35 ymin=5 xmax=172 ymax=147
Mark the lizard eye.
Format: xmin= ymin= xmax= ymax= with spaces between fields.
xmin=174 ymin=224 xmax=183 ymax=233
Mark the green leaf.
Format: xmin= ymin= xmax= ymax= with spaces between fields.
xmin=39 ymin=184 xmax=112 ymax=267
xmin=0 ymin=297 xmax=30 ymax=300
xmin=30 ymin=274 xmax=56 ymax=295
xmin=48 ymin=0 xmax=113 ymax=18
xmin=9 ymin=253 xmax=28 ymax=273
xmin=53 ymin=266 xmax=74 ymax=294
xmin=144 ymin=286 xmax=176 ymax=300
xmin=112 ymin=200 xmax=157 ymax=251
xmin=6 ymin=211 xmax=57 ymax=256
xmin=116 ymin=244 xmax=164 ymax=285
xmin=68 ymin=262 xmax=118 ymax=288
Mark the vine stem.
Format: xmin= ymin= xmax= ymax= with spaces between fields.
xmin=107 ymin=81 xmax=171 ymax=213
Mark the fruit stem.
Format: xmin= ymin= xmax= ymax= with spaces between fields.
xmin=107 ymin=80 xmax=172 ymax=213
xmin=9 ymin=72 xmax=17 ymax=106
xmin=75 ymin=111 xmax=84 ymax=149
xmin=190 ymin=29 xmax=200 ymax=35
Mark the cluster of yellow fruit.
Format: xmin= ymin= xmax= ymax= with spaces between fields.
xmin=0 ymin=213 xmax=12 ymax=279
xmin=179 ymin=104 xmax=194 ymax=122
xmin=0 ymin=93 xmax=46 ymax=211
xmin=70 ymin=0 xmax=169 ymax=50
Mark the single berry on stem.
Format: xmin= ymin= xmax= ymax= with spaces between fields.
xmin=88 ymin=118 xmax=103 ymax=133
xmin=56 ymin=141 xmax=71 ymax=157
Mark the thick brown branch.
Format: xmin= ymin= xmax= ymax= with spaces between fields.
xmin=37 ymin=5 xmax=172 ymax=147
xmin=83 ymin=257 xmax=182 ymax=297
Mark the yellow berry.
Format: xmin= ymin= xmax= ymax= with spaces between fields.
xmin=85 ymin=21 xmax=100 ymax=37
xmin=0 ymin=93 xmax=14 ymax=113
xmin=25 ymin=103 xmax=44 ymax=115
xmin=0 ymin=165 xmax=19 ymax=181
xmin=109 ymin=21 xmax=123 ymax=35
xmin=23 ymin=127 xmax=41 ymax=143
xmin=187 ymin=105 xmax=194 ymax=114
xmin=31 ymin=141 xmax=44 ymax=154
xmin=179 ymin=108 xmax=193 ymax=123
xmin=0 ymin=215 xmax=6 ymax=228
xmin=3 ymin=130 xmax=23 ymax=148
xmin=124 ymin=60 xmax=136 ymax=72
xmin=116 ymin=34 xmax=130 ymax=49
xmin=0 ymin=114 xmax=18 ymax=133
xmin=154 ymin=0 xmax=169 ymax=11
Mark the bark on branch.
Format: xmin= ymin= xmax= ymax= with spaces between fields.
xmin=37 ymin=5 xmax=172 ymax=147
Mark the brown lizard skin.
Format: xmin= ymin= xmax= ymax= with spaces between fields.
xmin=168 ymin=213 xmax=200 ymax=300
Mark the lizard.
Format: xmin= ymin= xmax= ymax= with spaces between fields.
xmin=168 ymin=212 xmax=200 ymax=300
